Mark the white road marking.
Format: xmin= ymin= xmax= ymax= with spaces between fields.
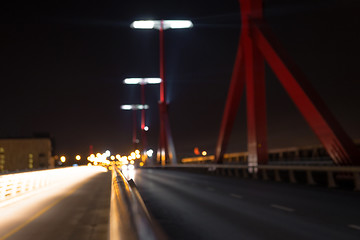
xmin=230 ymin=193 xmax=243 ymax=199
xmin=348 ymin=224 xmax=360 ymax=230
xmin=270 ymin=204 xmax=295 ymax=212
xmin=206 ymin=187 xmax=214 ymax=191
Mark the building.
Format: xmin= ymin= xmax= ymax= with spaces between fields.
xmin=0 ymin=138 xmax=54 ymax=172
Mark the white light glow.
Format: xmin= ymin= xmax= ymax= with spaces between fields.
xmin=131 ymin=20 xmax=193 ymax=30
xmin=121 ymin=105 xmax=132 ymax=110
xmin=122 ymin=167 xmax=135 ymax=180
xmin=137 ymin=105 xmax=149 ymax=110
xmin=131 ymin=20 xmax=155 ymax=29
xmin=144 ymin=126 xmax=149 ymax=131
xmin=121 ymin=104 xmax=149 ymax=110
xmin=164 ymin=20 xmax=193 ymax=29
xmin=146 ymin=149 xmax=154 ymax=158
xmin=146 ymin=78 xmax=162 ymax=84
xmin=123 ymin=78 xmax=141 ymax=84
xmin=123 ymin=78 xmax=161 ymax=85
xmin=105 ymin=150 xmax=111 ymax=157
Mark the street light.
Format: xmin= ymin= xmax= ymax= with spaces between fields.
xmin=121 ymin=104 xmax=149 ymax=110
xmin=131 ymin=19 xmax=193 ymax=165
xmin=123 ymin=78 xmax=162 ymax=85
xmin=121 ymin=104 xmax=149 ymax=149
xmin=123 ymin=78 xmax=162 ymax=155
xmin=131 ymin=20 xmax=193 ymax=30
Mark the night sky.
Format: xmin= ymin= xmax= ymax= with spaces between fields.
xmin=1 ymin=0 xmax=359 ymax=161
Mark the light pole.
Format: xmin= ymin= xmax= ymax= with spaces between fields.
xmin=123 ymin=78 xmax=161 ymax=155
xmin=131 ymin=20 xmax=193 ymax=165
xmin=121 ymin=104 xmax=149 ymax=150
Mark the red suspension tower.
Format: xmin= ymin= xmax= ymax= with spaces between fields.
xmin=215 ymin=0 xmax=360 ymax=166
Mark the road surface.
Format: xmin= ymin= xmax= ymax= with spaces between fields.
xmin=134 ymin=168 xmax=360 ymax=240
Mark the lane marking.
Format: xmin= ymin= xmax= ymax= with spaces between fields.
xmin=230 ymin=193 xmax=243 ymax=199
xmin=0 ymin=181 xmax=86 ymax=240
xmin=348 ymin=224 xmax=360 ymax=230
xmin=270 ymin=204 xmax=295 ymax=212
xmin=206 ymin=187 xmax=214 ymax=191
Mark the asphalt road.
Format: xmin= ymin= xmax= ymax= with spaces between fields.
xmin=134 ymin=169 xmax=360 ymax=240
xmin=0 ymin=168 xmax=111 ymax=240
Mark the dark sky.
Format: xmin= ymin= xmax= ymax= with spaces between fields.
xmin=1 ymin=0 xmax=359 ymax=160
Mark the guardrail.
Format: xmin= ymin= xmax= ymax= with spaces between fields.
xmin=109 ymin=164 xmax=166 ymax=240
xmin=0 ymin=166 xmax=105 ymax=205
xmin=181 ymin=141 xmax=360 ymax=164
xmin=148 ymin=164 xmax=360 ymax=191
xmin=182 ymin=153 xmax=333 ymax=165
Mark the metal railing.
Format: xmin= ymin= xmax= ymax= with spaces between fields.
xmin=180 ymin=141 xmax=360 ymax=164
xmin=182 ymin=153 xmax=333 ymax=165
xmin=109 ymin=164 xmax=166 ymax=240
xmin=148 ymin=164 xmax=360 ymax=191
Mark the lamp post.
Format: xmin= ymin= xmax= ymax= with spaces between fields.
xmin=131 ymin=20 xmax=193 ymax=165
xmin=121 ymin=104 xmax=149 ymax=150
xmin=123 ymin=78 xmax=161 ymax=155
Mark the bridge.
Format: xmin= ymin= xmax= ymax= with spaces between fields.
xmin=1 ymin=164 xmax=360 ymax=240
xmin=1 ymin=0 xmax=360 ymax=239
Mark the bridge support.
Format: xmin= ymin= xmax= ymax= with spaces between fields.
xmin=215 ymin=0 xmax=360 ymax=166
xmin=157 ymin=21 xmax=177 ymax=165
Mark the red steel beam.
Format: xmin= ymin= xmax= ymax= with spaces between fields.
xmin=216 ymin=0 xmax=269 ymax=165
xmin=242 ymin=0 xmax=268 ymax=166
xmin=251 ymin=20 xmax=360 ymax=165
xmin=159 ymin=20 xmax=167 ymax=164
xmin=158 ymin=20 xmax=177 ymax=165
xmin=140 ymin=83 xmax=147 ymax=153
xmin=215 ymin=38 xmax=246 ymax=163
xmin=216 ymin=0 xmax=359 ymax=166
xmin=159 ymin=20 xmax=166 ymax=103
xmin=158 ymin=102 xmax=167 ymax=165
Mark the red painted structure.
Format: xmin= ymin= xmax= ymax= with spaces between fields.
xmin=158 ymin=20 xmax=177 ymax=165
xmin=215 ymin=0 xmax=360 ymax=166
xmin=140 ymin=83 xmax=147 ymax=153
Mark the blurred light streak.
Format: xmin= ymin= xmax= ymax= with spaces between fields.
xmin=0 ymin=166 xmax=107 ymax=239
xmin=0 ymin=166 xmax=106 ymax=208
